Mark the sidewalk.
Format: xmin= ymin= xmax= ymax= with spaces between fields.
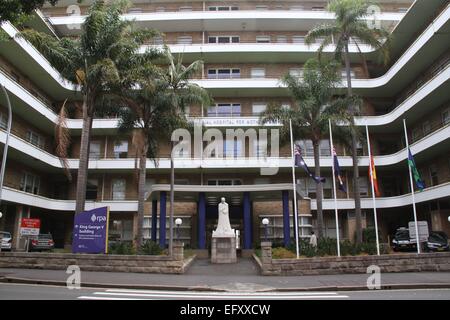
xmin=1 ymin=258 xmax=450 ymax=292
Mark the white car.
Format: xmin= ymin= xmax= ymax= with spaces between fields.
xmin=0 ymin=231 xmax=12 ymax=251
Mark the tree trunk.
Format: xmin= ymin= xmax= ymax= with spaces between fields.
xmin=169 ymin=143 xmax=174 ymax=256
xmin=313 ymin=140 xmax=324 ymax=238
xmin=135 ymin=144 xmax=148 ymax=249
xmin=75 ymin=96 xmax=93 ymax=215
xmin=344 ymin=44 xmax=362 ymax=243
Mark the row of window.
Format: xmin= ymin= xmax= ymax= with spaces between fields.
xmin=124 ymin=5 xmax=408 ymax=13
xmin=206 ymin=67 xmax=356 ymax=79
xmin=173 ymin=35 xmax=325 ymax=45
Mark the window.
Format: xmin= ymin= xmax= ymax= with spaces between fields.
xmin=207 ymin=68 xmax=240 ymax=79
xmin=356 ymin=140 xmax=364 ymax=156
xmin=86 ymin=179 xmax=98 ymax=200
xmin=155 ymin=7 xmax=165 ymax=12
xmin=112 ymin=179 xmax=126 ymax=200
xmin=0 ymin=112 xmax=7 ymax=129
xmin=341 ymin=70 xmax=356 ymax=78
xmin=256 ymin=35 xmax=271 ymax=43
xmin=422 ymin=121 xmax=432 ymax=135
xmin=179 ymin=6 xmax=192 ymax=12
xmin=252 ymin=103 xmax=267 ymax=115
xmin=208 ymin=103 xmax=241 ymax=117
xmin=412 ymin=127 xmax=421 ymax=142
xmin=251 ymin=68 xmax=265 ymax=78
xmin=177 ymin=36 xmax=192 ymax=45
xmin=442 ymin=108 xmax=450 ymax=125
xmin=296 ymin=140 xmax=314 ymax=156
xmin=398 ymin=7 xmax=409 ymax=13
xmin=90 ymin=141 xmax=101 ymax=159
xmin=208 ymin=36 xmax=239 ymax=44
xmin=208 ymin=6 xmax=239 ymax=11
xmin=174 ymin=179 xmax=189 ymax=185
xmin=26 ymin=130 xmax=44 ymax=148
xmin=252 ymin=139 xmax=267 ymax=157
xmin=255 ymin=5 xmax=268 ymax=10
xmin=312 ymin=6 xmax=325 ymax=11
xmin=114 ymin=140 xmax=128 ymax=158
xmin=319 ymin=140 xmax=331 ymax=156
xmin=276 ymin=35 xmax=288 ymax=43
xmin=292 ymin=35 xmax=306 ymax=44
xmin=289 ymin=68 xmax=303 ymax=78
xmin=20 ymin=172 xmax=40 ymax=195
xmin=153 ymin=36 xmax=164 ymax=45
xmin=359 ymin=176 xmax=369 ymax=196
xmin=207 ymin=179 xmax=242 ymax=186
xmin=254 ymin=178 xmax=270 ymax=184
xmin=429 ymin=164 xmax=439 ymax=186
xmin=281 ymin=103 xmax=291 ymax=110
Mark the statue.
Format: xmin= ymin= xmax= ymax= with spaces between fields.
xmin=213 ymin=197 xmax=235 ymax=237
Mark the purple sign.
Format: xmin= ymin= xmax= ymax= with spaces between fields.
xmin=72 ymin=207 xmax=110 ymax=254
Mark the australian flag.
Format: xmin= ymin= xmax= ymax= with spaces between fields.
xmin=332 ymin=147 xmax=347 ymax=193
xmin=294 ymin=144 xmax=326 ymax=184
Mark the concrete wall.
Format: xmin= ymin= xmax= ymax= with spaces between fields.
xmin=0 ymin=243 xmax=191 ymax=274
xmin=257 ymin=242 xmax=450 ymax=276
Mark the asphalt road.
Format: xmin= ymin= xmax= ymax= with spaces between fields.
xmin=0 ymin=283 xmax=450 ymax=300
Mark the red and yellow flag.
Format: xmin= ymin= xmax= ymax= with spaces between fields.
xmin=369 ymin=155 xmax=381 ymax=197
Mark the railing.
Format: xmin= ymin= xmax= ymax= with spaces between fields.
xmin=44 ymin=5 xmax=408 ymax=17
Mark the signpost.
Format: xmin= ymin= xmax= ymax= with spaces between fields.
xmin=20 ymin=218 xmax=40 ymax=252
xmin=72 ymin=207 xmax=110 ymax=254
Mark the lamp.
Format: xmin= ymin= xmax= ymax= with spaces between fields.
xmin=448 ymin=216 xmax=450 ymax=223
xmin=262 ymin=218 xmax=269 ymax=241
xmin=175 ymin=218 xmax=182 ymax=240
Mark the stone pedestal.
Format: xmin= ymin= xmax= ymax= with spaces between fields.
xmin=211 ymin=235 xmax=237 ymax=264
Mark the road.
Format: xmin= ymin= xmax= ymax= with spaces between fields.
xmin=0 ymin=283 xmax=449 ymax=300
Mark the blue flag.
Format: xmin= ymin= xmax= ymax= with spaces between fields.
xmin=407 ymin=149 xmax=425 ymax=191
xmin=294 ymin=144 xmax=325 ymax=184
xmin=332 ymin=147 xmax=347 ymax=193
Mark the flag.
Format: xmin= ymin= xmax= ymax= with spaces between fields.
xmin=407 ymin=148 xmax=425 ymax=191
xmin=369 ymin=155 xmax=381 ymax=197
xmin=294 ymin=144 xmax=326 ymax=184
xmin=332 ymin=147 xmax=347 ymax=193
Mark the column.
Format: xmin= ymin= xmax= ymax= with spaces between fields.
xmin=159 ymin=191 xmax=167 ymax=248
xmin=151 ymin=200 xmax=157 ymax=241
xmin=243 ymin=192 xmax=251 ymax=249
xmin=282 ymin=190 xmax=290 ymax=247
xmin=198 ymin=192 xmax=206 ymax=249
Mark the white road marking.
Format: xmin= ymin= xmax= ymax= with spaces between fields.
xmin=77 ymin=289 xmax=349 ymax=300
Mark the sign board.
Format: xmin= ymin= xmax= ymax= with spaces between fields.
xmin=408 ymin=221 xmax=429 ymax=242
xmin=20 ymin=218 xmax=40 ymax=236
xmin=72 ymin=207 xmax=110 ymax=254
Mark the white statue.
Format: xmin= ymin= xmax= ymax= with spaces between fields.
xmin=213 ymin=197 xmax=235 ymax=237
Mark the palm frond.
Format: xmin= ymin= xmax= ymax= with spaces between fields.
xmin=55 ymin=99 xmax=72 ymax=181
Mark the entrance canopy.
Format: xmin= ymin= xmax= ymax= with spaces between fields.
xmin=147 ymin=183 xmax=305 ymax=205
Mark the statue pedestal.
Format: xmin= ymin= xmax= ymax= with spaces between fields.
xmin=211 ymin=234 xmax=237 ymax=264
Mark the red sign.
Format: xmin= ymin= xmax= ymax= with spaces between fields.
xmin=21 ymin=218 xmax=41 ymax=229
xmin=20 ymin=218 xmax=41 ymax=236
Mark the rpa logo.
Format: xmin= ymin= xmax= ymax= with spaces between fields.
xmin=90 ymin=214 xmax=107 ymax=223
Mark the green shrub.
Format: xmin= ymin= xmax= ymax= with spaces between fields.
xmin=139 ymin=240 xmax=163 ymax=255
xmin=108 ymin=241 xmax=136 ymax=255
xmin=272 ymin=247 xmax=297 ymax=259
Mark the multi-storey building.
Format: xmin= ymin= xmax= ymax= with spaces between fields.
xmin=0 ymin=0 xmax=449 ymax=251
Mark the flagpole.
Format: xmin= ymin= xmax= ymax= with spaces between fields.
xmin=289 ymin=119 xmax=300 ymax=259
xmin=365 ymin=125 xmax=380 ymax=256
xmin=328 ymin=119 xmax=341 ymax=257
xmin=403 ymin=119 xmax=421 ymax=254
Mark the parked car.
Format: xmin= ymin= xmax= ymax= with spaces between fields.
xmin=0 ymin=231 xmax=12 ymax=251
xmin=392 ymin=227 xmax=417 ymax=252
xmin=425 ymin=231 xmax=449 ymax=252
xmin=28 ymin=233 xmax=55 ymax=252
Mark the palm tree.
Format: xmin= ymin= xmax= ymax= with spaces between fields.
xmin=20 ymin=0 xmax=158 ymax=215
xmin=161 ymin=48 xmax=212 ymax=255
xmin=305 ymin=0 xmax=390 ymax=243
xmin=260 ymin=58 xmax=358 ymax=239
xmin=116 ymin=66 xmax=190 ymax=248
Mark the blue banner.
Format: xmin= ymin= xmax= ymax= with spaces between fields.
xmin=72 ymin=207 xmax=110 ymax=254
